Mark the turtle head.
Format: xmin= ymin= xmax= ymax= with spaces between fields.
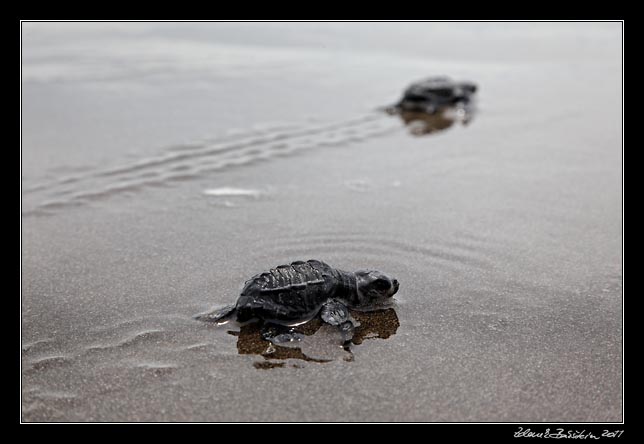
xmin=354 ymin=270 xmax=399 ymax=307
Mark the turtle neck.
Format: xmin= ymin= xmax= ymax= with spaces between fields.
xmin=334 ymin=269 xmax=358 ymax=305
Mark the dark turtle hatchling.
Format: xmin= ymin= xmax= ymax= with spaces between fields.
xmin=391 ymin=76 xmax=477 ymax=114
xmin=195 ymin=259 xmax=400 ymax=344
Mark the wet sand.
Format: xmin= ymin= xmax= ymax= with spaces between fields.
xmin=21 ymin=22 xmax=622 ymax=422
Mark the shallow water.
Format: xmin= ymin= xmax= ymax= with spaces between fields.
xmin=21 ymin=22 xmax=622 ymax=422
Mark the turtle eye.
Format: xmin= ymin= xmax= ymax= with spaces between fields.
xmin=373 ymin=279 xmax=391 ymax=291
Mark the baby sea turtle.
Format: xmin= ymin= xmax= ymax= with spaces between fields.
xmin=391 ymin=76 xmax=477 ymax=114
xmin=195 ymin=259 xmax=399 ymax=344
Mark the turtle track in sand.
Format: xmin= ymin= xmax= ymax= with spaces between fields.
xmin=22 ymin=112 xmax=400 ymax=216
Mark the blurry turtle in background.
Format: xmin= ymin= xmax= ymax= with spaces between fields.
xmin=393 ymin=76 xmax=477 ymax=113
xmin=386 ymin=76 xmax=478 ymax=136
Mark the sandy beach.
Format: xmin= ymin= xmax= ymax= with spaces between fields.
xmin=21 ymin=22 xmax=622 ymax=422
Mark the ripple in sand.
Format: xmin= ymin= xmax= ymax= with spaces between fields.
xmin=85 ymin=329 xmax=165 ymax=352
xmin=180 ymin=342 xmax=215 ymax=352
xmin=22 ymin=338 xmax=54 ymax=353
xmin=89 ymin=314 xmax=191 ymax=333
xmin=32 ymin=390 xmax=78 ymax=402
xmin=132 ymin=361 xmax=178 ymax=377
xmin=267 ymin=233 xmax=495 ymax=273
xmin=26 ymin=355 xmax=73 ymax=372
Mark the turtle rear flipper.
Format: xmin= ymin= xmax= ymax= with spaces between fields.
xmin=194 ymin=304 xmax=237 ymax=324
xmin=260 ymin=323 xmax=305 ymax=344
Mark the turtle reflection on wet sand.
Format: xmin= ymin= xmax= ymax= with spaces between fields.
xmin=386 ymin=76 xmax=478 ymax=136
xmin=230 ymin=308 xmax=400 ymax=368
xmin=195 ymin=259 xmax=400 ymax=348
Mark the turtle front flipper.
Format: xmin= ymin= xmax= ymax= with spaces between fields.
xmin=194 ymin=304 xmax=237 ymax=324
xmin=320 ymin=300 xmax=359 ymax=344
